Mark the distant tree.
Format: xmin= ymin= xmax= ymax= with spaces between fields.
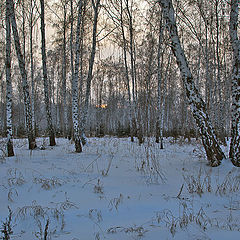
xmin=118 ymin=0 xmax=133 ymax=141
xmin=105 ymin=0 xmax=138 ymax=142
xmin=40 ymin=0 xmax=56 ymax=146
xmin=61 ymin=0 xmax=68 ymax=138
xmin=28 ymin=0 xmax=39 ymax=134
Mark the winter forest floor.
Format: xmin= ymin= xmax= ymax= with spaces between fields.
xmin=0 ymin=137 xmax=240 ymax=240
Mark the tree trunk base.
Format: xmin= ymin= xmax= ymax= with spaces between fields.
xmin=75 ymin=139 xmax=82 ymax=153
xmin=204 ymin=141 xmax=225 ymax=167
xmin=28 ymin=135 xmax=37 ymax=150
xmin=7 ymin=140 xmax=14 ymax=157
xmin=138 ymin=134 xmax=144 ymax=145
xmin=230 ymin=139 xmax=240 ymax=167
xmin=160 ymin=138 xmax=164 ymax=149
xmin=231 ymin=158 xmax=240 ymax=167
xmin=49 ymin=133 xmax=56 ymax=146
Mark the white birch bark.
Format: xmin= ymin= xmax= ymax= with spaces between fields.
xmin=69 ymin=0 xmax=74 ymax=140
xmin=159 ymin=0 xmax=225 ymax=166
xmin=156 ymin=13 xmax=164 ymax=147
xmin=30 ymin=23 xmax=35 ymax=133
xmin=79 ymin=2 xmax=86 ymax=117
xmin=22 ymin=0 xmax=26 ymax=61
xmin=0 ymin=70 xmax=4 ymax=134
xmin=70 ymin=0 xmax=74 ymax=84
xmin=29 ymin=0 xmax=37 ymax=134
xmin=72 ymin=0 xmax=83 ymax=152
xmin=6 ymin=0 xmax=14 ymax=157
xmin=229 ymin=0 xmax=240 ymax=166
xmin=79 ymin=0 xmax=100 ymax=144
xmin=9 ymin=0 xmax=36 ymax=150
xmin=40 ymin=0 xmax=56 ymax=146
xmin=62 ymin=1 xmax=67 ymax=137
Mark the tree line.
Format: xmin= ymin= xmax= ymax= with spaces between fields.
xmin=0 ymin=0 xmax=239 ymax=166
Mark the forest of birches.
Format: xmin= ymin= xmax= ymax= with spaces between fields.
xmin=0 ymin=0 xmax=239 ymax=165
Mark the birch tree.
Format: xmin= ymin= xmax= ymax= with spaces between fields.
xmin=40 ymin=0 xmax=56 ymax=146
xmin=80 ymin=0 xmax=101 ymax=144
xmin=158 ymin=0 xmax=225 ymax=166
xmin=125 ymin=0 xmax=139 ymax=143
xmin=119 ymin=0 xmax=134 ymax=142
xmin=71 ymin=0 xmax=84 ymax=152
xmin=61 ymin=0 xmax=68 ymax=138
xmin=29 ymin=0 xmax=39 ymax=134
xmin=229 ymin=0 xmax=240 ymax=166
xmin=21 ymin=0 xmax=26 ymax=61
xmin=8 ymin=0 xmax=37 ymax=150
xmin=156 ymin=11 xmax=164 ymax=146
xmin=0 ymin=69 xmax=5 ymax=135
xmin=5 ymin=0 xmax=14 ymax=157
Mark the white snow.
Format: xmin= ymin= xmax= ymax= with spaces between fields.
xmin=0 ymin=137 xmax=239 ymax=239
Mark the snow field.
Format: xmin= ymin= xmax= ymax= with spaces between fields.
xmin=0 ymin=137 xmax=239 ymax=239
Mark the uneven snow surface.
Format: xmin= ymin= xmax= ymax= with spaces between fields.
xmin=0 ymin=137 xmax=239 ymax=239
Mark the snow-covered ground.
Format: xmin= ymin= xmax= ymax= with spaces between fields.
xmin=0 ymin=137 xmax=239 ymax=240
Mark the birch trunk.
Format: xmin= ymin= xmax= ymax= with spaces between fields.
xmin=62 ymin=2 xmax=67 ymax=137
xmin=145 ymin=31 xmax=154 ymax=138
xmin=30 ymin=20 xmax=35 ymax=133
xmin=22 ymin=0 xmax=26 ymax=61
xmin=6 ymin=0 xmax=14 ymax=157
xmin=159 ymin=0 xmax=225 ymax=166
xmin=40 ymin=0 xmax=56 ymax=146
xmin=78 ymin=1 xmax=86 ymax=135
xmin=72 ymin=0 xmax=83 ymax=152
xmin=119 ymin=0 xmax=134 ymax=142
xmin=204 ymin=24 xmax=211 ymax=111
xmin=29 ymin=0 xmax=36 ymax=134
xmin=156 ymin=13 xmax=164 ymax=147
xmin=79 ymin=0 xmax=100 ymax=144
xmin=0 ymin=70 xmax=4 ymax=134
xmin=68 ymin=0 xmax=74 ymax=139
xmin=229 ymin=0 xmax=240 ymax=166
xmin=9 ymin=0 xmax=36 ymax=150
xmin=70 ymin=0 xmax=74 ymax=80
xmin=125 ymin=0 xmax=139 ymax=142
xmin=126 ymin=0 xmax=136 ymax=104
xmin=69 ymin=0 xmax=74 ymax=140
xmin=215 ymin=0 xmax=225 ymax=144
